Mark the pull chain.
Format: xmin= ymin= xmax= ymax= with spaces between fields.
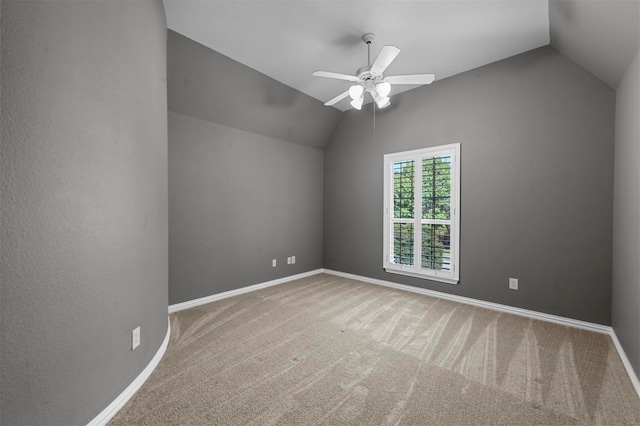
xmin=373 ymin=99 xmax=376 ymax=144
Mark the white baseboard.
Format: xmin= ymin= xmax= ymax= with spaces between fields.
xmin=609 ymin=329 xmax=640 ymax=398
xmin=321 ymin=268 xmax=640 ymax=399
xmin=87 ymin=317 xmax=171 ymax=426
xmin=168 ymin=269 xmax=323 ymax=313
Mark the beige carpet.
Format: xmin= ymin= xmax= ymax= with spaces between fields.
xmin=110 ymin=274 xmax=640 ymax=425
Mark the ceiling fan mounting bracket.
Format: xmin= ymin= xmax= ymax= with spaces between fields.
xmin=361 ymin=33 xmax=375 ymax=45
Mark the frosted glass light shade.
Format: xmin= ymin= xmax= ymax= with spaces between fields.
xmin=350 ymin=96 xmax=364 ymax=110
xmin=349 ymin=84 xmax=365 ymax=100
xmin=375 ymin=95 xmax=390 ymax=109
xmin=376 ymin=81 xmax=391 ymax=98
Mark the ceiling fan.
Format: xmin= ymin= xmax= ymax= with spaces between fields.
xmin=313 ymin=33 xmax=435 ymax=110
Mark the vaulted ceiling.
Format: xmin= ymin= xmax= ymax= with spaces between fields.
xmin=549 ymin=0 xmax=639 ymax=89
xmin=164 ymin=0 xmax=639 ymax=112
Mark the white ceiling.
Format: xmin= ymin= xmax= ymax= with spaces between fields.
xmin=164 ymin=0 xmax=550 ymax=111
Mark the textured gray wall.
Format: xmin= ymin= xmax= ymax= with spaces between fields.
xmin=612 ymin=49 xmax=640 ymax=376
xmin=324 ymin=46 xmax=615 ymax=325
xmin=168 ymin=112 xmax=323 ymax=304
xmin=1 ymin=1 xmax=168 ymax=424
xmin=167 ymin=30 xmax=341 ymax=150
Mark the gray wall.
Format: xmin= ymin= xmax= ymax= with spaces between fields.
xmin=324 ymin=46 xmax=615 ymax=325
xmin=167 ymin=32 xmax=332 ymax=305
xmin=169 ymin=112 xmax=323 ymax=304
xmin=612 ymin=49 xmax=640 ymax=376
xmin=168 ymin=30 xmax=341 ymax=150
xmin=1 ymin=1 xmax=168 ymax=424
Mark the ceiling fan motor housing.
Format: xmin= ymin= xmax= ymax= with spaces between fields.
xmin=355 ymin=66 xmax=387 ymax=94
xmin=362 ymin=33 xmax=376 ymax=44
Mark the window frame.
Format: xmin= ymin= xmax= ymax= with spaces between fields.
xmin=383 ymin=143 xmax=461 ymax=284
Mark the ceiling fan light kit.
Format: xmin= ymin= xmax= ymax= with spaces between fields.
xmin=313 ymin=33 xmax=435 ymax=110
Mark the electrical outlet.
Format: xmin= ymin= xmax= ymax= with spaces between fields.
xmin=132 ymin=326 xmax=140 ymax=350
xmin=272 ymin=259 xmax=277 ymax=268
xmin=291 ymin=256 xmax=296 ymax=264
xmin=509 ymin=278 xmax=518 ymax=290
xmin=287 ymin=256 xmax=292 ymax=264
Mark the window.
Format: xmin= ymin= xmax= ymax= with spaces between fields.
xmin=383 ymin=143 xmax=460 ymax=284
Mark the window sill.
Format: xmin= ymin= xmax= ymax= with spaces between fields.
xmin=384 ymin=267 xmax=459 ymax=285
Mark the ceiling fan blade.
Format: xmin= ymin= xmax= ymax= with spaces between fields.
xmin=386 ymin=74 xmax=435 ymax=85
xmin=370 ymin=45 xmax=400 ymax=75
xmin=313 ymin=71 xmax=359 ymax=82
xmin=324 ymin=90 xmax=350 ymax=106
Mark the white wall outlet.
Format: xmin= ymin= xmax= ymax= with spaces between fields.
xmin=272 ymin=259 xmax=277 ymax=267
xmin=291 ymin=256 xmax=296 ymax=264
xmin=132 ymin=326 xmax=140 ymax=350
xmin=509 ymin=278 xmax=518 ymax=290
xmin=287 ymin=256 xmax=292 ymax=264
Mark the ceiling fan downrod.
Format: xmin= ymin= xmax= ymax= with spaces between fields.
xmin=363 ymin=33 xmax=375 ymax=66
xmin=350 ymin=33 xmax=390 ymax=110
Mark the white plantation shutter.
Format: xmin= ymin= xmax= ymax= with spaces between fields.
xmin=383 ymin=143 xmax=460 ymax=284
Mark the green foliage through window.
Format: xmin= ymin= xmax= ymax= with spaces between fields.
xmin=393 ymin=223 xmax=414 ymax=266
xmin=422 ymin=224 xmax=451 ymax=270
xmin=393 ymin=160 xmax=414 ymax=219
xmin=391 ymin=155 xmax=451 ymax=271
xmin=422 ymin=156 xmax=451 ymax=220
